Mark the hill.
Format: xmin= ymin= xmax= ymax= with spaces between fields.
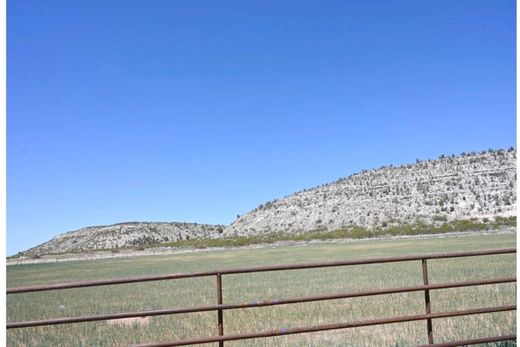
xmin=223 ymin=148 xmax=516 ymax=237
xmin=18 ymin=222 xmax=225 ymax=257
xmin=15 ymin=148 xmax=516 ymax=257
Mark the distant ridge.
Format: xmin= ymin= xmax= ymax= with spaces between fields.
xmin=16 ymin=148 xmax=516 ymax=257
xmin=18 ymin=222 xmax=225 ymax=256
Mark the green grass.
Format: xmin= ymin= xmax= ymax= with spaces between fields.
xmin=7 ymin=233 xmax=516 ymax=346
xmin=16 ymin=216 xmax=516 ymax=258
xmin=155 ymin=216 xmax=516 ymax=250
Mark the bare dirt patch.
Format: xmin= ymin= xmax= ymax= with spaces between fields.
xmin=106 ymin=316 xmax=151 ymax=327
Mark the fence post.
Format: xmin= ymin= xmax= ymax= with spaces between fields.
xmin=216 ymin=273 xmax=224 ymax=347
xmin=422 ymin=259 xmax=434 ymax=344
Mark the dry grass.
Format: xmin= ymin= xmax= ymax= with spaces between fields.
xmin=106 ymin=317 xmax=151 ymax=327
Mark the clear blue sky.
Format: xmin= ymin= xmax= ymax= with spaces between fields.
xmin=7 ymin=1 xmax=515 ymax=255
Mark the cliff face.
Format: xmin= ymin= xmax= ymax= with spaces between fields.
xmin=224 ymin=149 xmax=516 ymax=237
xmin=21 ymin=222 xmax=225 ymax=255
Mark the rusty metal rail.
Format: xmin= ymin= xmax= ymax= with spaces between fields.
xmin=7 ymin=247 xmax=517 ymax=346
xmin=132 ymin=306 xmax=516 ymax=347
xmin=6 ymin=277 xmax=516 ymax=329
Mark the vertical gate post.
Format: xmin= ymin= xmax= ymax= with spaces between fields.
xmin=422 ymin=259 xmax=434 ymax=344
xmin=216 ymin=273 xmax=224 ymax=347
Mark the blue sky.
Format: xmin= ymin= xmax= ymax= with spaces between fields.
xmin=7 ymin=1 xmax=516 ymax=255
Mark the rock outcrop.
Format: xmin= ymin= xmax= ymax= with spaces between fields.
xmin=224 ymin=149 xmax=516 ymax=236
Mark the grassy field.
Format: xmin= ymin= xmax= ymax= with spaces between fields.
xmin=6 ymin=233 xmax=516 ymax=346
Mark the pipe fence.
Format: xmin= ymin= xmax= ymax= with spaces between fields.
xmin=7 ymin=248 xmax=516 ymax=346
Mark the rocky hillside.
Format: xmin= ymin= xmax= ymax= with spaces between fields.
xmin=224 ymin=149 xmax=516 ymax=237
xmin=20 ymin=222 xmax=225 ymax=256
xmin=16 ymin=148 xmax=516 ymax=257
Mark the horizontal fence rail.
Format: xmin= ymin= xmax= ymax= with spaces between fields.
xmin=7 ymin=248 xmax=516 ymax=294
xmin=7 ymin=248 xmax=517 ymax=346
xmin=7 ymin=277 xmax=516 ymax=329
xmin=132 ymin=305 xmax=517 ymax=347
